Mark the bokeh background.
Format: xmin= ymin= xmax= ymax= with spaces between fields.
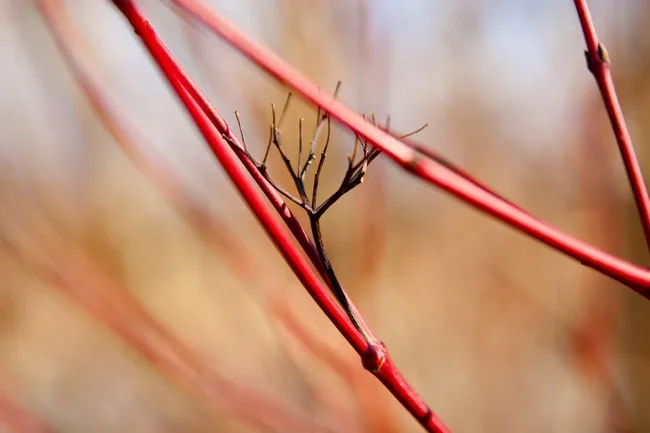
xmin=1 ymin=0 xmax=649 ymax=432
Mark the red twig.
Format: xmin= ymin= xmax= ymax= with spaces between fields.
xmin=573 ymin=0 xmax=650 ymax=253
xmin=110 ymin=2 xmax=450 ymax=432
xmin=170 ymin=0 xmax=650 ymax=298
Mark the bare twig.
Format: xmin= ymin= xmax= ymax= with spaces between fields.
xmin=236 ymin=90 xmax=385 ymax=342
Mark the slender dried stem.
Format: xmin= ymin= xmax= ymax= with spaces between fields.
xmin=573 ymin=0 xmax=650 ymax=253
xmin=170 ymin=0 xmax=650 ymax=298
xmin=110 ymin=2 xmax=450 ymax=432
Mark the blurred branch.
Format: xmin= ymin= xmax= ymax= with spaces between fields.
xmin=0 ymin=221 xmax=331 ymax=433
xmin=0 ymin=385 xmax=50 ymax=433
xmin=38 ymin=0 xmax=258 ymax=283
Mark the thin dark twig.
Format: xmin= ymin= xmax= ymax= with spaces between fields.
xmin=278 ymin=92 xmax=292 ymax=128
xmin=313 ymin=115 xmax=331 ymax=206
xmin=234 ymin=110 xmax=247 ymax=151
xmin=262 ymin=124 xmax=273 ymax=165
xmin=271 ymin=103 xmax=306 ymax=201
xmin=400 ymin=123 xmax=428 ymax=140
xmin=297 ymin=117 xmax=304 ymax=173
xmin=234 ymin=86 xmax=425 ymax=342
xmin=332 ymin=80 xmax=342 ymax=100
xmin=301 ymin=105 xmax=329 ymax=181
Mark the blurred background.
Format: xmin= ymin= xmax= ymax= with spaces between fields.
xmin=1 ymin=0 xmax=649 ymax=432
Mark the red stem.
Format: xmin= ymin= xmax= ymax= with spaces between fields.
xmin=110 ymin=2 xmax=450 ymax=431
xmin=573 ymin=0 xmax=650 ymax=252
xmin=0 ymin=389 xmax=49 ymax=433
xmin=170 ymin=0 xmax=650 ymax=298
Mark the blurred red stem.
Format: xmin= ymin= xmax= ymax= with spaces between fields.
xmin=0 ymin=389 xmax=49 ymax=433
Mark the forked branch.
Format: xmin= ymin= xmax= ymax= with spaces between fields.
xmin=234 ymin=90 xmax=411 ymax=341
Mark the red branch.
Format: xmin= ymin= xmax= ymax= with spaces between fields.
xmin=573 ymin=0 xmax=650 ymax=252
xmin=169 ymin=0 xmax=650 ymax=298
xmin=110 ymin=1 xmax=450 ymax=432
xmin=0 ymin=388 xmax=50 ymax=433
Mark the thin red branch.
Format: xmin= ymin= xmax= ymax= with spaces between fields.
xmin=109 ymin=2 xmax=450 ymax=432
xmin=573 ymin=0 xmax=650 ymax=252
xmin=170 ymin=0 xmax=650 ymax=298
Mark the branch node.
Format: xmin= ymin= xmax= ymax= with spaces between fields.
xmin=361 ymin=342 xmax=388 ymax=373
xmin=419 ymin=409 xmax=434 ymax=425
xmin=585 ymin=42 xmax=610 ymax=74
xmin=597 ymin=42 xmax=610 ymax=64
xmin=404 ymin=154 xmax=423 ymax=173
